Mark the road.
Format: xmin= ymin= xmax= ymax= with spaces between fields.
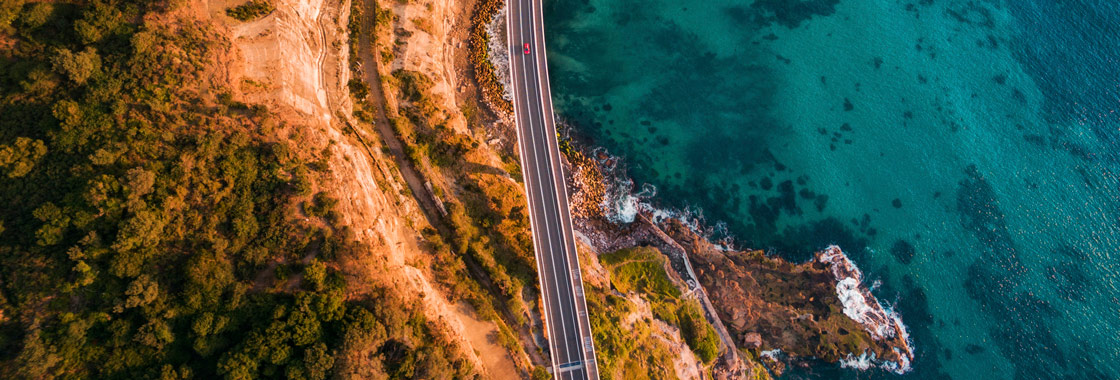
xmin=505 ymin=0 xmax=599 ymax=379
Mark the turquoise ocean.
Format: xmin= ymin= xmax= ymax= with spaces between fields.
xmin=543 ymin=0 xmax=1120 ymax=378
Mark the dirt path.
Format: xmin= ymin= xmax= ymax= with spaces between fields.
xmin=353 ymin=0 xmax=546 ymax=373
xmin=355 ymin=2 xmax=443 ymax=226
xmin=450 ymin=303 xmax=521 ymax=379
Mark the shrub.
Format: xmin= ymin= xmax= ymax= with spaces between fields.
xmin=74 ymin=1 xmax=123 ymax=44
xmin=0 ymin=3 xmax=477 ymax=378
xmin=51 ymin=47 xmax=101 ymax=84
xmin=226 ymin=0 xmax=274 ymax=22
xmin=678 ymin=302 xmax=720 ymax=364
xmin=306 ymin=192 xmax=339 ymax=218
xmin=0 ymin=137 xmax=47 ymax=178
xmin=531 ymin=365 xmax=552 ymax=380
xmin=0 ymin=0 xmax=25 ymax=34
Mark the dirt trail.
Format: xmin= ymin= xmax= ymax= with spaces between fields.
xmin=315 ymin=1 xmax=337 ymax=114
xmin=355 ymin=0 xmax=444 ymax=228
xmin=208 ymin=0 xmax=526 ymax=376
xmin=353 ymin=0 xmax=531 ymax=375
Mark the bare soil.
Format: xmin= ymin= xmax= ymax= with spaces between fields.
xmin=200 ymin=0 xmax=523 ymax=377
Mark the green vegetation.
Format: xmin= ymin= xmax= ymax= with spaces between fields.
xmin=531 ymin=365 xmax=552 ymax=380
xmin=600 ymin=247 xmax=682 ymax=300
xmin=341 ymin=63 xmax=542 ymax=370
xmin=344 ymin=0 xmax=542 ymax=369
xmin=344 ymin=0 xmax=387 ymax=125
xmin=346 ymin=0 xmax=536 ymax=371
xmin=226 ymin=0 xmax=275 ymax=22
xmin=0 ymin=1 xmax=472 ymax=378
xmin=677 ymin=301 xmax=720 ymax=364
xmin=585 ymin=284 xmax=677 ymax=379
xmin=387 ymin=68 xmax=538 ymax=326
xmin=600 ymin=247 xmax=721 ymax=364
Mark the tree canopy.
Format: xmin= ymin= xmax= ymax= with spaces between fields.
xmin=0 ymin=0 xmax=472 ymax=378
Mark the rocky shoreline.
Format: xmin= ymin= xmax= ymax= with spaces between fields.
xmin=564 ymin=144 xmax=914 ymax=377
xmin=818 ymin=246 xmax=913 ymax=373
xmin=478 ymin=4 xmax=913 ymax=375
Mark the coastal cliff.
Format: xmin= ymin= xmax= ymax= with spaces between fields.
xmin=668 ymin=222 xmax=913 ymax=374
xmin=564 ymin=147 xmax=914 ymax=377
xmin=0 ymin=0 xmax=914 ymax=377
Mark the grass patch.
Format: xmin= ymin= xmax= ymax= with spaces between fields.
xmin=585 ymin=285 xmax=677 ymax=380
xmin=600 ymin=247 xmax=681 ymax=300
xmin=678 ymin=300 xmax=720 ymax=364
xmin=600 ymin=247 xmax=720 ymax=364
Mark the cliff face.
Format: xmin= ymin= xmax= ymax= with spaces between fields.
xmin=666 ymin=222 xmax=913 ymax=374
xmin=565 ymin=146 xmax=913 ymax=376
xmin=208 ymin=0 xmax=523 ymax=376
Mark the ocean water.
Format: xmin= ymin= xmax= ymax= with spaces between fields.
xmin=543 ymin=0 xmax=1120 ymax=378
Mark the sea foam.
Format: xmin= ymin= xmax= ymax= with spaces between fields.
xmin=585 ymin=144 xmax=914 ymax=374
xmin=819 ymin=246 xmax=914 ymax=374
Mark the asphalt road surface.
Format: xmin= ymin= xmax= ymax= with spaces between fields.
xmin=506 ymin=0 xmax=599 ymax=379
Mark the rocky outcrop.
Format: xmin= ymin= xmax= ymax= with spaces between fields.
xmin=565 ymin=146 xmax=912 ymax=377
xmin=674 ymin=223 xmax=913 ymax=375
xmin=817 ymin=246 xmax=912 ymax=373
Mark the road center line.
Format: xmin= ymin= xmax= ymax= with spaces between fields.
xmin=506 ymin=1 xmax=561 ymax=372
xmin=523 ymin=0 xmax=584 ymax=362
xmin=518 ymin=7 xmax=575 ymax=361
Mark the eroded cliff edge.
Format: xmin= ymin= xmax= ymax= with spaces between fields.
xmin=565 ymin=149 xmax=915 ymax=377
xmin=211 ymin=0 xmax=918 ymax=376
xmin=668 ymin=222 xmax=913 ymax=375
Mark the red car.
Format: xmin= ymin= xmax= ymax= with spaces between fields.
xmin=523 ymin=42 xmax=531 ymax=55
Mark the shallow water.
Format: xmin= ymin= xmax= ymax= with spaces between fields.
xmin=543 ymin=0 xmax=1120 ymax=378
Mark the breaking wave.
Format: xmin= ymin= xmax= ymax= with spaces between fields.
xmin=590 ymin=146 xmax=731 ymax=249
xmin=759 ymin=349 xmax=784 ymax=361
xmin=838 ymin=348 xmax=913 ymax=375
xmin=819 ymin=246 xmax=914 ymax=374
xmin=574 ymin=139 xmax=914 ymax=374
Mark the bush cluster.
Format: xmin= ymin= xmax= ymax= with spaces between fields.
xmin=345 ymin=0 xmax=533 ymax=362
xmin=226 ymin=0 xmax=275 ymax=22
xmin=382 ymin=69 xmax=538 ymax=357
xmin=600 ymin=247 xmax=721 ymax=364
xmin=0 ymin=1 xmax=472 ymax=378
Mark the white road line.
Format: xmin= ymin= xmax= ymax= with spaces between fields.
xmin=526 ymin=0 xmax=593 ymax=369
xmin=505 ymin=0 xmax=560 ymax=372
xmin=508 ymin=0 xmax=598 ymax=377
xmin=518 ymin=5 xmax=575 ymax=362
xmin=521 ymin=70 xmax=574 ymax=364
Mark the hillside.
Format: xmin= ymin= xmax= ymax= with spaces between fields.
xmin=0 ymin=0 xmax=913 ymax=379
xmin=0 ymin=0 xmax=500 ymax=378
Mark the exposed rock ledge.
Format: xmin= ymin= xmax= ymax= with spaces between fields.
xmin=567 ymin=155 xmax=913 ymax=377
xmin=677 ymin=226 xmax=914 ymax=375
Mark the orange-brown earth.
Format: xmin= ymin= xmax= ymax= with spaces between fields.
xmin=565 ymin=146 xmax=913 ymax=377
xmin=196 ymin=0 xmax=526 ymax=376
xmin=202 ymin=0 xmax=915 ymax=376
xmin=662 ymin=220 xmax=913 ymax=375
